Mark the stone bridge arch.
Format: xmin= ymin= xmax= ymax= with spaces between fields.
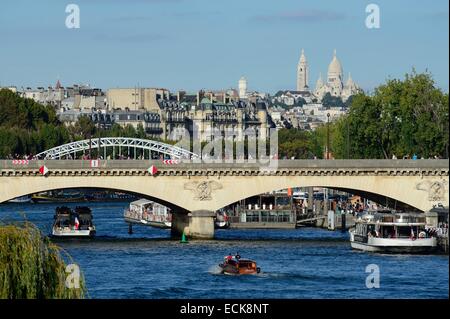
xmin=209 ymin=175 xmax=448 ymax=212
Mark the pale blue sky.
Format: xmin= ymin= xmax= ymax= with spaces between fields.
xmin=0 ymin=0 xmax=448 ymax=93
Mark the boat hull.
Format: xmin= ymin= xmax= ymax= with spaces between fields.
xmin=215 ymin=221 xmax=230 ymax=229
xmin=349 ymin=231 xmax=437 ymax=253
xmin=125 ymin=217 xmax=171 ymax=229
xmin=52 ymin=228 xmax=96 ymax=238
xmin=219 ymin=263 xmax=261 ymax=275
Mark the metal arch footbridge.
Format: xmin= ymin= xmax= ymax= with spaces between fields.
xmin=35 ymin=137 xmax=199 ymax=160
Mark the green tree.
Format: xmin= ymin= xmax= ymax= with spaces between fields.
xmin=70 ymin=115 xmax=96 ymax=140
xmin=330 ymin=71 xmax=449 ymax=159
xmin=136 ymin=124 xmax=146 ymax=139
xmin=123 ymin=124 xmax=137 ymax=137
xmin=278 ymin=128 xmax=318 ymax=159
xmin=0 ymin=89 xmax=71 ymax=156
xmin=0 ymin=222 xmax=86 ymax=299
xmin=321 ymin=92 xmax=345 ymax=108
xmin=0 ymin=128 xmax=19 ymax=157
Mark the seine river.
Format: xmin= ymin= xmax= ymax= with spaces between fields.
xmin=0 ymin=201 xmax=448 ymax=299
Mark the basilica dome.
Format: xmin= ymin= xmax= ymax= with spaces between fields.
xmin=327 ymin=49 xmax=343 ymax=77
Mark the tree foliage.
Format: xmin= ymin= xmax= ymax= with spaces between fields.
xmin=278 ymin=128 xmax=322 ymax=159
xmin=0 ymin=89 xmax=69 ymax=157
xmin=68 ymin=115 xmax=96 ymax=140
xmin=329 ymin=71 xmax=449 ymax=159
xmin=321 ymin=92 xmax=345 ymax=108
xmin=0 ymin=90 xmax=164 ymax=157
xmin=0 ymin=222 xmax=86 ymax=299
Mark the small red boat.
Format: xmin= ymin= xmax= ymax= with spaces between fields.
xmin=219 ymin=254 xmax=261 ymax=275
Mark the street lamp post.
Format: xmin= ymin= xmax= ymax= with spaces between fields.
xmin=324 ymin=112 xmax=331 ymax=217
xmin=347 ymin=120 xmax=350 ymax=159
xmin=89 ymin=133 xmax=92 ymax=158
xmin=97 ymin=111 xmax=101 ymax=159
xmin=88 ymin=132 xmax=92 ymax=159
xmin=446 ymin=112 xmax=449 ymax=159
xmin=326 ymin=112 xmax=330 ymax=160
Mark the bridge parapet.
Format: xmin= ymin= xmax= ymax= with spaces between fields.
xmin=0 ymin=160 xmax=448 ymax=177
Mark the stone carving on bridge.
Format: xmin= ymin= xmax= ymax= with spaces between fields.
xmin=416 ymin=180 xmax=448 ymax=202
xmin=184 ymin=181 xmax=223 ymax=201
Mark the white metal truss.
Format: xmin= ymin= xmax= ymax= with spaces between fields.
xmin=35 ymin=137 xmax=199 ymax=160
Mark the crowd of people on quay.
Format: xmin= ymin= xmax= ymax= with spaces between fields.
xmin=4 ymin=151 xmax=446 ymax=161
xmin=6 ymin=154 xmax=37 ymax=160
xmin=5 ymin=153 xmax=162 ymax=160
xmin=391 ymin=153 xmax=444 ymax=160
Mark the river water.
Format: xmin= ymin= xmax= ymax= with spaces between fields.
xmin=0 ymin=201 xmax=448 ymax=299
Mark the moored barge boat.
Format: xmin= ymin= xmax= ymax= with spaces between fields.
xmin=32 ymin=191 xmax=85 ymax=203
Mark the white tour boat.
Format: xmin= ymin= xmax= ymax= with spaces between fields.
xmin=349 ymin=210 xmax=437 ymax=253
xmin=124 ymin=199 xmax=172 ymax=229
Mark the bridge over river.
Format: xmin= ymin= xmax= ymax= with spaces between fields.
xmin=1 ymin=159 xmax=448 ymax=238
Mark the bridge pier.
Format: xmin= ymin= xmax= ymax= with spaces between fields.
xmin=171 ymin=210 xmax=215 ymax=239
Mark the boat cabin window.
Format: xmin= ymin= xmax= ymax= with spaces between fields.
xmin=395 ymin=214 xmax=425 ymax=223
xmin=56 ymin=217 xmax=71 ymax=227
xmin=378 ymin=215 xmax=394 ymax=223
xmin=380 ymin=226 xmax=395 ymax=238
xmin=397 ymin=226 xmax=419 ymax=238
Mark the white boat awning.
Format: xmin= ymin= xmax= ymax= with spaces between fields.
xmin=130 ymin=199 xmax=153 ymax=207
